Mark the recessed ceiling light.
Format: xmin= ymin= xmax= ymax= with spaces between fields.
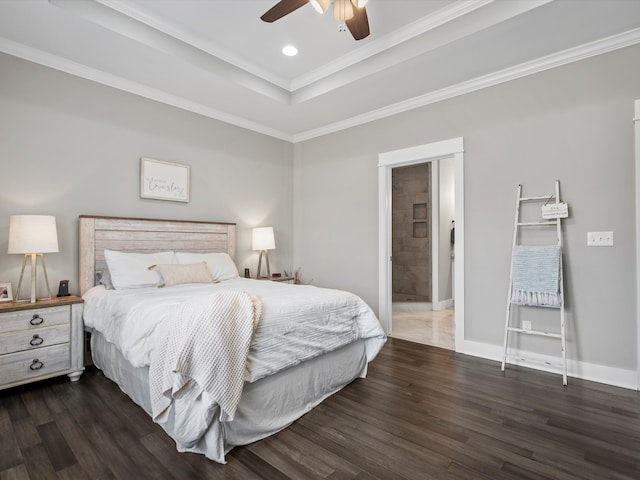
xmin=282 ymin=45 xmax=298 ymax=57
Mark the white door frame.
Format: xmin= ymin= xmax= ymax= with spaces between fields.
xmin=378 ymin=137 xmax=465 ymax=349
xmin=634 ymin=99 xmax=640 ymax=390
xmin=432 ymin=160 xmax=440 ymax=308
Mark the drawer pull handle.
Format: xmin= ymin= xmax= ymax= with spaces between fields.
xmin=30 ymin=315 xmax=44 ymax=326
xmin=30 ymin=359 xmax=44 ymax=370
xmin=30 ymin=335 xmax=44 ymax=346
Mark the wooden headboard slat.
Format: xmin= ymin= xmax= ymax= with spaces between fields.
xmin=93 ymin=217 xmax=233 ymax=233
xmin=79 ymin=215 xmax=237 ymax=295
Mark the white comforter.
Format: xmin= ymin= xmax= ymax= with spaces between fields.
xmin=82 ymin=278 xmax=387 ymax=384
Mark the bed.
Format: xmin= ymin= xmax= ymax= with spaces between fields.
xmin=79 ymin=215 xmax=386 ymax=463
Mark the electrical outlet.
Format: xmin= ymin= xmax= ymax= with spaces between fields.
xmin=587 ymin=231 xmax=614 ymax=246
xmin=522 ymin=320 xmax=532 ymax=331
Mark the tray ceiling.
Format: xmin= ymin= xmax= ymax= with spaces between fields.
xmin=1 ymin=0 xmax=640 ymax=142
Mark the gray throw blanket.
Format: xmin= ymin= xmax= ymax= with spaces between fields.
xmin=511 ymin=245 xmax=561 ymax=307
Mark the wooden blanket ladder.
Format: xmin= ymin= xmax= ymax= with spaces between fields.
xmin=501 ymin=180 xmax=567 ymax=385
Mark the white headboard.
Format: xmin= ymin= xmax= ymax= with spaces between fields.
xmin=79 ymin=215 xmax=236 ymax=295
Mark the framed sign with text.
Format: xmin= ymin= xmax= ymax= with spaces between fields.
xmin=140 ymin=157 xmax=190 ymax=203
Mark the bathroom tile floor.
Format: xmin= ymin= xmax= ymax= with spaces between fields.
xmin=390 ymin=307 xmax=454 ymax=350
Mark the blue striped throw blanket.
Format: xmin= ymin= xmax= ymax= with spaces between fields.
xmin=511 ymin=245 xmax=561 ymax=308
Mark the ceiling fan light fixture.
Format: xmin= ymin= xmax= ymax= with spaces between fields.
xmin=334 ymin=0 xmax=354 ymax=21
xmin=309 ymin=0 xmax=331 ymax=14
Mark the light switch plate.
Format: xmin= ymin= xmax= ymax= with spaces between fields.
xmin=587 ymin=231 xmax=614 ymax=246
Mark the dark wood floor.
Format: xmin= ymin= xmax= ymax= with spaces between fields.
xmin=1 ymin=338 xmax=639 ymax=479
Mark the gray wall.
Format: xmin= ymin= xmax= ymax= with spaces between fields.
xmin=0 ymin=53 xmax=294 ymax=295
xmin=1 ymin=41 xmax=638 ymax=377
xmin=294 ymin=44 xmax=640 ymax=372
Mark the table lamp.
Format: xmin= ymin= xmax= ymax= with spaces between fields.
xmin=8 ymin=215 xmax=59 ymax=303
xmin=252 ymin=227 xmax=275 ymax=279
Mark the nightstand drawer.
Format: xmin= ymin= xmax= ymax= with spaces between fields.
xmin=0 ymin=343 xmax=70 ymax=385
xmin=0 ymin=306 xmax=69 ymax=334
xmin=0 ymin=324 xmax=70 ymax=355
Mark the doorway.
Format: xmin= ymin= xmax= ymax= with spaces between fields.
xmin=378 ymin=137 xmax=465 ymax=351
xmin=391 ymin=162 xmax=432 ymax=305
xmin=390 ymin=158 xmax=455 ymax=349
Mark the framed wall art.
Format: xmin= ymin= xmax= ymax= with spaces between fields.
xmin=0 ymin=282 xmax=13 ymax=302
xmin=140 ymin=157 xmax=190 ymax=203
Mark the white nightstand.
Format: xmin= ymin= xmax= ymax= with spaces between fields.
xmin=0 ymin=296 xmax=84 ymax=390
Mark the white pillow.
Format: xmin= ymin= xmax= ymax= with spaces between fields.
xmin=149 ymin=262 xmax=214 ymax=287
xmin=175 ymin=252 xmax=239 ymax=281
xmin=104 ymin=249 xmax=176 ymax=289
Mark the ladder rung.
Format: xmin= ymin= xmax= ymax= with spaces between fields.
xmin=510 ymin=302 xmax=563 ymax=309
xmin=520 ymin=195 xmax=556 ymax=201
xmin=507 ymin=327 xmax=562 ymax=338
xmin=505 ymin=355 xmax=563 ymax=370
xmin=517 ymin=221 xmax=558 ymax=226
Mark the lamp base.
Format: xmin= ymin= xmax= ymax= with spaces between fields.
xmin=14 ymin=253 xmax=53 ymax=304
xmin=256 ymin=250 xmax=271 ymax=279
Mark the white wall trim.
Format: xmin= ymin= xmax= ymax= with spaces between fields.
xmin=378 ymin=137 xmax=464 ymax=351
xmin=294 ymin=27 xmax=640 ymax=142
xmin=458 ymin=339 xmax=638 ymax=391
xmin=0 ymin=37 xmax=294 ymax=143
xmin=3 ymin=23 xmax=639 ymax=145
xmin=635 ymin=99 xmax=640 ymax=391
xmin=290 ymin=0 xmax=497 ymax=91
xmin=391 ymin=299 xmax=453 ymax=311
xmin=433 ymin=299 xmax=455 ymax=311
xmin=393 ymin=302 xmax=432 ymax=312
xmin=431 ymin=160 xmax=440 ymax=306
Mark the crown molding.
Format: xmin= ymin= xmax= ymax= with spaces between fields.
xmin=0 ymin=37 xmax=293 ymax=142
xmin=100 ymin=0 xmax=501 ymax=93
xmin=2 ymin=25 xmax=639 ymax=145
xmin=290 ymin=0 xmax=497 ymax=91
xmin=50 ymin=0 xmax=290 ymax=103
xmin=293 ymin=27 xmax=640 ymax=142
xmin=96 ymin=0 xmax=292 ymax=90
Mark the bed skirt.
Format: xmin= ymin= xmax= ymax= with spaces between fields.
xmin=90 ymin=332 xmax=369 ymax=463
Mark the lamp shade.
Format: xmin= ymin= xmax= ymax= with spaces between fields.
xmin=334 ymin=0 xmax=354 ymax=20
xmin=8 ymin=215 xmax=59 ymax=254
xmin=310 ymin=0 xmax=331 ymax=14
xmin=252 ymin=227 xmax=275 ymax=251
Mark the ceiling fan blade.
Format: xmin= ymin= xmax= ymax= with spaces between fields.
xmin=261 ymin=0 xmax=309 ymax=22
xmin=346 ymin=5 xmax=370 ymax=40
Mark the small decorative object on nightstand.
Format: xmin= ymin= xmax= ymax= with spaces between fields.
xmin=0 ymin=282 xmax=13 ymax=302
xmin=57 ymin=279 xmax=70 ymax=297
xmin=0 ymin=296 xmax=84 ymax=390
xmin=259 ymin=274 xmax=295 ymax=283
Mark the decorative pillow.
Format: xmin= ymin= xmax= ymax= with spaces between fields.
xmin=175 ymin=252 xmax=239 ymax=281
xmin=149 ymin=262 xmax=214 ymax=287
xmin=103 ymin=249 xmax=176 ymax=289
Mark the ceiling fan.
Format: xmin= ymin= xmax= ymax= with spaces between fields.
xmin=261 ymin=0 xmax=370 ymax=41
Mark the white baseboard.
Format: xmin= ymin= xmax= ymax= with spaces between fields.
xmin=433 ymin=299 xmax=454 ymax=311
xmin=456 ymin=339 xmax=638 ymax=391
xmin=392 ymin=299 xmax=454 ymax=311
xmin=392 ymin=302 xmax=431 ymax=311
